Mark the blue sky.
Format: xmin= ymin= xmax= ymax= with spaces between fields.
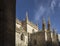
xmin=16 ymin=0 xmax=60 ymax=34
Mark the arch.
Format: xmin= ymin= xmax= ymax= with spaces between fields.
xmin=21 ymin=33 xmax=24 ymax=41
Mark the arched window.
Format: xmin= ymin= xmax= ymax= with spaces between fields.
xmin=21 ymin=33 xmax=24 ymax=41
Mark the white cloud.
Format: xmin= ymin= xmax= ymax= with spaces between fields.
xmin=51 ymin=0 xmax=56 ymax=10
xmin=34 ymin=5 xmax=46 ymax=22
xmin=58 ymin=3 xmax=60 ymax=7
xmin=33 ymin=0 xmax=60 ymax=23
xmin=51 ymin=0 xmax=60 ymax=10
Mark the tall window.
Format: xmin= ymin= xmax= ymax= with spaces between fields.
xmin=21 ymin=33 xmax=24 ymax=41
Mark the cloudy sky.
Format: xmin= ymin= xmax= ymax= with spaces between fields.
xmin=16 ymin=0 xmax=60 ymax=34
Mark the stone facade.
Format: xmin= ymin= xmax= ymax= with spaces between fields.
xmin=29 ymin=31 xmax=45 ymax=46
xmin=16 ymin=12 xmax=59 ymax=46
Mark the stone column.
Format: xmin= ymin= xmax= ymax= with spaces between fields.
xmin=0 ymin=0 xmax=15 ymax=46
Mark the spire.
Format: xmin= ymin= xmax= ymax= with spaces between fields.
xmin=42 ymin=17 xmax=46 ymax=31
xmin=26 ymin=11 xmax=28 ymax=21
xmin=48 ymin=16 xmax=51 ymax=31
xmin=48 ymin=16 xmax=50 ymax=24
xmin=42 ymin=17 xmax=45 ymax=24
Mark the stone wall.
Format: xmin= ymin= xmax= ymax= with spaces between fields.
xmin=29 ymin=31 xmax=45 ymax=46
xmin=16 ymin=32 xmax=28 ymax=46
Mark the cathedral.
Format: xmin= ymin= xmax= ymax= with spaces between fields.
xmin=16 ymin=11 xmax=59 ymax=46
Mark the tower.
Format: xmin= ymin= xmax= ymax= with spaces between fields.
xmin=46 ymin=17 xmax=51 ymax=41
xmin=46 ymin=17 xmax=52 ymax=46
xmin=42 ymin=17 xmax=46 ymax=31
